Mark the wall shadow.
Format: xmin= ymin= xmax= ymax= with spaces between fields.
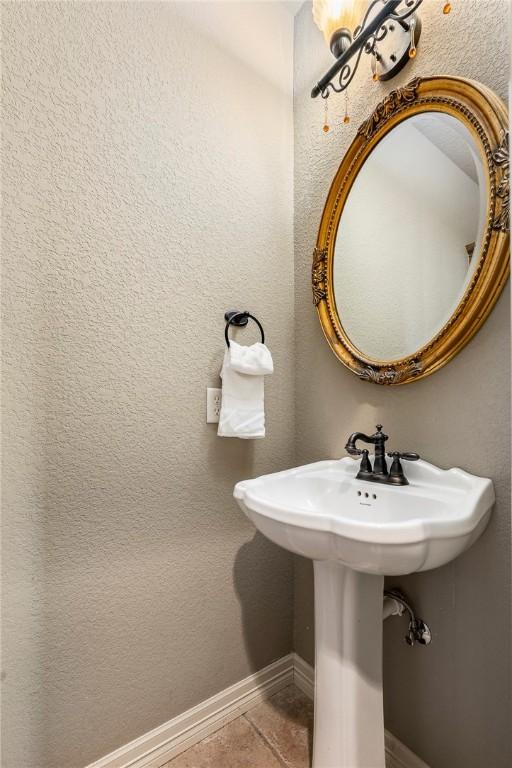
xmin=233 ymin=532 xmax=313 ymax=763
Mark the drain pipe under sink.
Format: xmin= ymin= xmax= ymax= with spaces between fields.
xmin=383 ymin=594 xmax=405 ymax=620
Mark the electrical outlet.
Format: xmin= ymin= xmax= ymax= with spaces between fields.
xmin=206 ymin=388 xmax=222 ymax=423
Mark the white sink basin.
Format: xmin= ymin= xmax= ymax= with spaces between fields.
xmin=234 ymin=456 xmax=494 ymax=768
xmin=234 ymin=457 xmax=494 ymax=575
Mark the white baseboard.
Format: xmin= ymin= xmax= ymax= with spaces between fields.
xmin=384 ymin=731 xmax=430 ymax=768
xmin=85 ymin=655 xmax=294 ymax=768
xmin=86 ymin=652 xmax=429 ymax=768
xmin=292 ymin=651 xmax=315 ymax=699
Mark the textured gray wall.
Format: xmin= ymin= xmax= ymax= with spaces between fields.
xmin=2 ymin=3 xmax=294 ymax=766
xmin=293 ymin=2 xmax=510 ymax=767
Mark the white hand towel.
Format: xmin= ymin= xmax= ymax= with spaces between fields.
xmin=218 ymin=341 xmax=273 ymax=439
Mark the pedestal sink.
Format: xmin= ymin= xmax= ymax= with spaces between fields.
xmin=234 ymin=457 xmax=494 ymax=768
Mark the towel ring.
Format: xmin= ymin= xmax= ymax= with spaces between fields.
xmin=224 ymin=311 xmax=265 ymax=348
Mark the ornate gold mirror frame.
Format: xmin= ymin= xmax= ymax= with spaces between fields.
xmin=313 ymin=76 xmax=509 ymax=385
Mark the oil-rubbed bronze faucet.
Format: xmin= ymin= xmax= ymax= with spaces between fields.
xmin=345 ymin=425 xmax=419 ymax=486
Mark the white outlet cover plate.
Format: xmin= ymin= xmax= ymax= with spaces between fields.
xmin=206 ymin=388 xmax=222 ymax=423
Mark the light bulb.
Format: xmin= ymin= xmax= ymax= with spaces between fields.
xmin=312 ymin=0 xmax=368 ymax=46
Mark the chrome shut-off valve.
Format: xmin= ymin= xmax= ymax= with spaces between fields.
xmin=385 ymin=588 xmax=432 ymax=646
xmin=406 ymin=617 xmax=432 ymax=646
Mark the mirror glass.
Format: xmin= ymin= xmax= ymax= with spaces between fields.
xmin=333 ymin=113 xmax=487 ymax=361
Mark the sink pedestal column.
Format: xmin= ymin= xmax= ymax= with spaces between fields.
xmin=313 ymin=560 xmax=385 ymax=768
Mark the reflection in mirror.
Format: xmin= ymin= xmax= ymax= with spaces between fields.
xmin=333 ymin=113 xmax=486 ymax=361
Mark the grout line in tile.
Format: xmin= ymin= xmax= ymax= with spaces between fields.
xmin=242 ymin=713 xmax=292 ymax=768
xmin=159 ymin=715 xmax=241 ymax=768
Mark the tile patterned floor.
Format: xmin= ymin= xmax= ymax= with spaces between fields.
xmin=162 ymin=685 xmax=313 ymax=768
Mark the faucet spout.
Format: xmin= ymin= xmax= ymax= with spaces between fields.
xmin=345 ymin=432 xmax=373 ymax=456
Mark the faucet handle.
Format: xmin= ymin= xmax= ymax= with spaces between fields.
xmin=359 ymin=449 xmax=372 ymax=474
xmin=386 ymin=451 xmax=420 ymax=486
xmin=387 ymin=451 xmax=420 ymax=461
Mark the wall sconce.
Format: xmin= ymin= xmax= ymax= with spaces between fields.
xmin=311 ymin=0 xmax=449 ymax=104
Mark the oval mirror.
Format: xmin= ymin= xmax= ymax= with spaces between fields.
xmin=313 ymin=77 xmax=509 ymax=385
